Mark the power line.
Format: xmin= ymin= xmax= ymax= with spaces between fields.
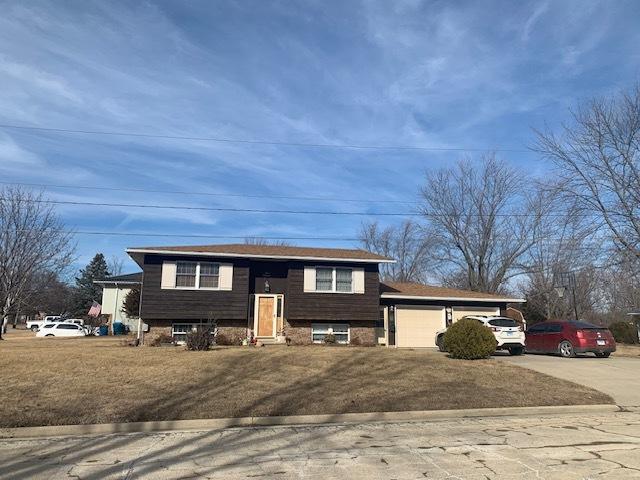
xmin=0 ymin=123 xmax=533 ymax=153
xmin=5 ymin=198 xmax=415 ymax=216
xmin=0 ymin=196 xmax=605 ymax=218
xmin=0 ymin=181 xmax=419 ymax=205
xmin=8 ymin=229 xmax=612 ymax=249
xmin=60 ymin=231 xmax=362 ymax=241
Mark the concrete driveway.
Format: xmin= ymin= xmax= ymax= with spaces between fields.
xmin=498 ymin=353 xmax=640 ymax=407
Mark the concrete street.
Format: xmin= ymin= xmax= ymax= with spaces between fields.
xmin=498 ymin=354 xmax=640 ymax=407
xmin=2 ymin=409 xmax=640 ymax=479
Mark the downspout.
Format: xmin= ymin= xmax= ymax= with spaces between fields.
xmin=137 ymin=271 xmax=144 ymax=346
xmin=113 ymin=282 xmax=120 ymax=334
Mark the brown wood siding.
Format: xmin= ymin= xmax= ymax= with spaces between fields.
xmin=286 ymin=262 xmax=380 ymax=321
xmin=140 ymin=254 xmax=250 ymax=320
xmin=249 ymin=260 xmax=288 ymax=295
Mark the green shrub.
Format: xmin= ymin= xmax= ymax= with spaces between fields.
xmin=609 ymin=321 xmax=638 ymax=344
xmin=186 ymin=326 xmax=213 ymax=351
xmin=444 ymin=318 xmax=496 ymax=359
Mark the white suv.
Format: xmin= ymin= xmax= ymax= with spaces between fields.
xmin=435 ymin=316 xmax=526 ymax=355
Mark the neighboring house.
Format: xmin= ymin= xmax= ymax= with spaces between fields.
xmin=125 ymin=244 xmax=524 ymax=346
xmin=94 ymin=272 xmax=142 ymax=332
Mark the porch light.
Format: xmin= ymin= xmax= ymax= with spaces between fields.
xmin=264 ymin=280 xmax=271 ymax=293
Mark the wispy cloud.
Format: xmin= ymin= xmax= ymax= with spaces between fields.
xmin=0 ymin=0 xmax=638 ymax=268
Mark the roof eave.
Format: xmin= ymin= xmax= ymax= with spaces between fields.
xmin=380 ymin=293 xmax=526 ymax=303
xmin=125 ymin=248 xmax=396 ymax=264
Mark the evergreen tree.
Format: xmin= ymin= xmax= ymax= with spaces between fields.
xmin=121 ymin=287 xmax=141 ymax=318
xmin=73 ymin=253 xmax=110 ymax=316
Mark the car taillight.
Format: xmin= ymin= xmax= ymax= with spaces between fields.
xmin=576 ymin=330 xmax=584 ymax=339
xmin=517 ymin=326 xmax=523 ymax=332
xmin=490 ymin=327 xmax=499 ymax=332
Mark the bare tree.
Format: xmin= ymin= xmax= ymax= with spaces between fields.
xmin=519 ymin=194 xmax=598 ymax=321
xmin=108 ymin=256 xmax=124 ymax=276
xmin=0 ymin=187 xmax=75 ymax=338
xmin=599 ymin=251 xmax=640 ymax=316
xmin=419 ymin=154 xmax=545 ymax=293
xmin=535 ymin=85 xmax=640 ymax=264
xmin=359 ymin=220 xmax=436 ymax=283
xmin=243 ymin=237 xmax=291 ymax=246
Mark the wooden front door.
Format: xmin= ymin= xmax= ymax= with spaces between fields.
xmin=257 ymin=296 xmax=275 ymax=337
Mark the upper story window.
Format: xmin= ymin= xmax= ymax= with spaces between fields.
xmin=316 ymin=267 xmax=334 ymax=291
xmin=199 ymin=263 xmax=220 ymax=288
xmin=175 ymin=261 xmax=221 ymax=289
xmin=314 ymin=267 xmax=353 ymax=293
xmin=176 ymin=262 xmax=197 ymax=287
xmin=336 ymin=268 xmax=352 ymax=292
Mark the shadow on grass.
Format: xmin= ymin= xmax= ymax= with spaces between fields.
xmin=1 ymin=347 xmax=613 ymax=478
xmin=2 ymin=350 xmax=425 ymax=479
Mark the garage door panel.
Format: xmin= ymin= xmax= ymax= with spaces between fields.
xmin=396 ymin=306 xmax=445 ymax=348
xmin=451 ymin=306 xmax=500 ymax=323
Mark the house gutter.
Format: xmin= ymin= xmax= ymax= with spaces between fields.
xmin=380 ymin=294 xmax=526 ymax=303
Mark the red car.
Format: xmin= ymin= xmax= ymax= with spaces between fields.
xmin=525 ymin=321 xmax=616 ymax=358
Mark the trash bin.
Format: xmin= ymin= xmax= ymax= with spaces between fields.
xmin=98 ymin=325 xmax=108 ymax=336
xmin=113 ymin=322 xmax=125 ymax=335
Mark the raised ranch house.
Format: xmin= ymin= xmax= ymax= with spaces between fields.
xmin=125 ymin=244 xmax=524 ymax=347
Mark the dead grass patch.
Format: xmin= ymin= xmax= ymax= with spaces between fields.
xmin=614 ymin=344 xmax=640 ymax=357
xmin=0 ymin=332 xmax=613 ymax=428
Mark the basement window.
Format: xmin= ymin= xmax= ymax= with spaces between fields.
xmin=172 ymin=323 xmax=195 ymax=344
xmin=311 ymin=323 xmax=349 ymax=344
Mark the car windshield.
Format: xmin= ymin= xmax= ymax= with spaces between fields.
xmin=568 ymin=321 xmax=605 ymax=330
xmin=42 ymin=324 xmax=56 ymax=328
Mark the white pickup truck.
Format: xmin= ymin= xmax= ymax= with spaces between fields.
xmin=26 ymin=316 xmax=61 ymax=332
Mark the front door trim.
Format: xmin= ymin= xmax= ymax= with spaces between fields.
xmin=254 ymin=294 xmax=279 ymax=338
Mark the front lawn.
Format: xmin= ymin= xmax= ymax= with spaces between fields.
xmin=0 ymin=332 xmax=612 ymax=428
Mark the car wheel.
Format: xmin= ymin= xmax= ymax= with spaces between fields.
xmin=31 ymin=326 xmax=38 ymax=332
xmin=509 ymin=346 xmax=524 ymax=356
xmin=45 ymin=334 xmax=54 ymax=337
xmin=595 ymin=352 xmax=611 ymax=358
xmin=436 ymin=335 xmax=446 ymax=352
xmin=558 ymin=340 xmax=575 ymax=358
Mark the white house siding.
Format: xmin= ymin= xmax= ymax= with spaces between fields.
xmin=101 ymin=286 xmax=137 ymax=329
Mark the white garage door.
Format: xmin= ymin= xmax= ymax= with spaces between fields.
xmin=451 ymin=306 xmax=500 ymax=323
xmin=395 ymin=306 xmax=445 ymax=348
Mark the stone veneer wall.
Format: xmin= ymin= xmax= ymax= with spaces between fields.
xmin=284 ymin=319 xmax=377 ymax=346
xmin=143 ymin=319 xmax=247 ymax=346
xmin=143 ymin=319 xmax=378 ymax=347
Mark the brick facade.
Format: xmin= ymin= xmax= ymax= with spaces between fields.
xmin=283 ymin=319 xmax=377 ymax=346
xmin=144 ymin=319 xmax=378 ymax=347
xmin=143 ymin=320 xmax=248 ymax=346
xmin=349 ymin=321 xmax=377 ymax=346
xmin=283 ymin=319 xmax=313 ymax=345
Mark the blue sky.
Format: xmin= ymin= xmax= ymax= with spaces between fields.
xmin=1 ymin=0 xmax=639 ymax=274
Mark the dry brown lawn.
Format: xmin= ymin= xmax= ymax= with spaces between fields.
xmin=614 ymin=344 xmax=640 ymax=357
xmin=0 ymin=329 xmax=612 ymax=428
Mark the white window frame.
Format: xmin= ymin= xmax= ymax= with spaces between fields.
xmin=313 ymin=267 xmax=354 ymax=294
xmin=311 ymin=323 xmax=350 ymax=344
xmin=175 ymin=261 xmax=222 ymax=290
xmin=172 ymin=323 xmax=196 ymax=344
